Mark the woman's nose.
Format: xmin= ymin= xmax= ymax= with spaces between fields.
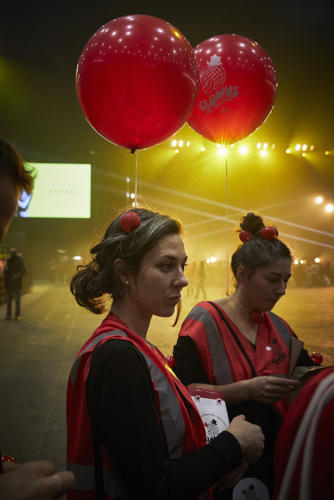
xmin=175 ymin=269 xmax=188 ymax=288
xmin=276 ymin=281 xmax=286 ymax=296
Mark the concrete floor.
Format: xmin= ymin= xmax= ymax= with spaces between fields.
xmin=0 ymin=282 xmax=333 ymax=494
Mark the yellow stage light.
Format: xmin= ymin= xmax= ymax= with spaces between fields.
xmin=178 ymin=140 xmax=184 ymax=147
xmin=286 ymin=149 xmax=291 ymax=154
xmin=302 ymin=144 xmax=308 ymax=151
xmin=259 ymin=149 xmax=267 ymax=157
xmin=263 ymin=143 xmax=268 ymax=149
xmin=218 ymin=147 xmax=228 ymax=157
xmin=295 ymin=144 xmax=301 ymax=151
xmin=201 ymin=146 xmax=206 ymax=152
xmin=310 ymin=145 xmax=315 ymax=151
xmin=314 ymin=257 xmax=321 ymax=264
xmin=130 ymin=193 xmax=135 ymax=200
xmin=186 ymin=141 xmax=191 ymax=147
xmin=315 ymin=196 xmax=324 ymax=204
xmin=325 ymin=151 xmax=330 ymax=156
xmin=256 ymin=142 xmax=262 ymax=149
xmin=325 ymin=203 xmax=334 ymax=213
xmin=126 ymin=176 xmax=130 ymax=183
xmin=294 ymin=259 xmax=299 ymax=265
xmin=171 ymin=139 xmax=177 ymax=147
xmin=300 ymin=259 xmax=306 ymax=264
xmin=239 ymin=146 xmax=248 ymax=155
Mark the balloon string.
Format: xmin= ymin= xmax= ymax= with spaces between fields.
xmin=225 ymin=158 xmax=229 ymax=296
xmin=134 ymin=150 xmax=139 ymax=208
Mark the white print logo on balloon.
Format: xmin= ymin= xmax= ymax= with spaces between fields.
xmin=199 ymin=55 xmax=238 ymax=114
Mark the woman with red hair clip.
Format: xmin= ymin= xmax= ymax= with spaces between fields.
xmin=173 ymin=212 xmax=316 ymax=499
xmin=66 ymin=208 xmax=264 ymax=500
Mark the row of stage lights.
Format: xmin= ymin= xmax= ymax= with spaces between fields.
xmin=170 ymin=139 xmax=332 ymax=157
xmin=72 ymin=255 xmax=323 ymax=265
xmin=124 ymin=175 xmax=334 ymax=213
xmin=205 ymin=256 xmax=323 ymax=265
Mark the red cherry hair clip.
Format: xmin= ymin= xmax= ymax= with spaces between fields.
xmin=260 ymin=226 xmax=279 ymax=240
xmin=120 ymin=211 xmax=141 ymax=234
xmin=239 ymin=230 xmax=252 ymax=243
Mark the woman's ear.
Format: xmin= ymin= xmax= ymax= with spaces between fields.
xmin=113 ymin=258 xmax=130 ymax=287
xmin=236 ymin=265 xmax=248 ymax=283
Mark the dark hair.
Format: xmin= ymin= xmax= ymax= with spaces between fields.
xmin=0 ymin=137 xmax=34 ymax=194
xmin=231 ymin=212 xmax=292 ymax=282
xmin=70 ymin=208 xmax=182 ymax=314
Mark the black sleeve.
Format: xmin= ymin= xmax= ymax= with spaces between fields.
xmin=173 ymin=336 xmax=210 ymax=386
xmin=291 ymin=333 xmax=316 ymax=366
xmin=296 ymin=347 xmax=316 ymax=366
xmin=86 ymin=339 xmax=242 ymax=500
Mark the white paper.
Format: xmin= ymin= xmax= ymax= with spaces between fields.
xmin=191 ymin=395 xmax=230 ymax=443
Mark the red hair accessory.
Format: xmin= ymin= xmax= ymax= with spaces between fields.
xmin=239 ymin=230 xmax=252 ymax=243
xmin=120 ymin=211 xmax=141 ymax=234
xmin=260 ymin=225 xmax=278 ymax=240
xmin=311 ymin=352 xmax=323 ymax=365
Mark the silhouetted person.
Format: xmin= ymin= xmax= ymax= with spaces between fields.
xmin=4 ymin=248 xmax=26 ymax=320
xmin=195 ymin=260 xmax=207 ymax=299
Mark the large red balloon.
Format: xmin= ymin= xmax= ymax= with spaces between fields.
xmin=76 ymin=15 xmax=199 ymax=151
xmin=188 ymin=34 xmax=278 ymax=145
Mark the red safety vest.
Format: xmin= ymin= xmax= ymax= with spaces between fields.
xmin=177 ymin=301 xmax=293 ymax=415
xmin=66 ymin=312 xmax=207 ymax=499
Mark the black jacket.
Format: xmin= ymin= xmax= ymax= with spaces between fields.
xmin=4 ymin=254 xmax=26 ymax=290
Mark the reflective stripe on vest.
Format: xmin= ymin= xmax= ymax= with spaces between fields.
xmin=190 ymin=305 xmax=292 ymax=385
xmin=187 ymin=305 xmax=234 ymax=384
xmin=140 ymin=350 xmax=184 ymax=458
xmin=70 ymin=331 xmax=124 ymax=386
xmin=268 ymin=311 xmax=291 ymax=349
xmin=67 ymin=460 xmax=122 ymax=498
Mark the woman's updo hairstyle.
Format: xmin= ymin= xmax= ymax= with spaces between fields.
xmin=70 ymin=208 xmax=182 ymax=313
xmin=231 ymin=212 xmax=292 ymax=283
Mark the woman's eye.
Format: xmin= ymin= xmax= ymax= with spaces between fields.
xmin=160 ymin=264 xmax=172 ymax=272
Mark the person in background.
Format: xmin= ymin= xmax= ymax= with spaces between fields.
xmin=4 ymin=247 xmax=26 ymax=320
xmin=173 ymin=212 xmax=315 ymax=498
xmin=0 ymin=135 xmax=75 ymax=499
xmin=67 ymin=207 xmax=264 ymax=499
xmin=195 ymin=260 xmax=207 ymax=300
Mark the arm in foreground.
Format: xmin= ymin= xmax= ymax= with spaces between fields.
xmin=0 ymin=460 xmax=75 ymax=500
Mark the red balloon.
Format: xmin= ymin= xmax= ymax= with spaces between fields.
xmin=188 ymin=34 xmax=278 ymax=144
xmin=76 ymin=15 xmax=199 ymax=151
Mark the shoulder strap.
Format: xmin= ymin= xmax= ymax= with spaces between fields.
xmin=208 ymin=301 xmax=258 ymax=378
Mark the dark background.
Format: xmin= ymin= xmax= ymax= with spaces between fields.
xmin=1 ymin=0 xmax=334 ymax=279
